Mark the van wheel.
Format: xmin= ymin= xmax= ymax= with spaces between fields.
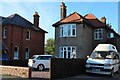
xmin=110 ymin=69 xmax=114 ymax=77
xmin=37 ymin=64 xmax=44 ymax=71
xmin=117 ymin=67 xmax=120 ymax=74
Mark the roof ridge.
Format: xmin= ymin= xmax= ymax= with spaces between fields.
xmin=84 ymin=13 xmax=97 ymax=19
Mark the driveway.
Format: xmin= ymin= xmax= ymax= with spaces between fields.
xmin=31 ymin=69 xmax=50 ymax=79
xmin=61 ymin=71 xmax=120 ymax=80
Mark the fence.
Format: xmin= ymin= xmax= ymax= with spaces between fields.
xmin=50 ymin=58 xmax=86 ymax=79
xmin=1 ymin=60 xmax=28 ymax=67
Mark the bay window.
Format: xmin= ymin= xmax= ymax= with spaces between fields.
xmin=59 ymin=46 xmax=76 ymax=58
xmin=60 ymin=24 xmax=76 ymax=37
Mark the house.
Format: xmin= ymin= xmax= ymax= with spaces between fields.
xmin=1 ymin=12 xmax=47 ymax=60
xmin=52 ymin=2 xmax=120 ymax=58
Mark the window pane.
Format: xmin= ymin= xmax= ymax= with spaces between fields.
xmin=26 ymin=30 xmax=30 ymax=39
xmin=64 ymin=51 xmax=66 ymax=58
xmin=94 ymin=28 xmax=102 ymax=40
xmin=72 ymin=29 xmax=75 ymax=35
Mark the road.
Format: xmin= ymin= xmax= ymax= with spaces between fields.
xmin=1 ymin=69 xmax=120 ymax=80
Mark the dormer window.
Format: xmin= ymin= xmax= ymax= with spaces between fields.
xmin=94 ymin=28 xmax=103 ymax=40
xmin=26 ymin=29 xmax=30 ymax=40
xmin=60 ymin=24 xmax=76 ymax=37
xmin=108 ymin=33 xmax=114 ymax=38
xmin=3 ymin=26 xmax=7 ymax=38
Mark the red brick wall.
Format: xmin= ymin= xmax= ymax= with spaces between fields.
xmin=2 ymin=24 xmax=45 ymax=60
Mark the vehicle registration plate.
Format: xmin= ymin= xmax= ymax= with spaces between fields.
xmin=92 ymin=69 xmax=100 ymax=72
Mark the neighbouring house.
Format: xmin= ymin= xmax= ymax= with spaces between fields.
xmin=52 ymin=2 xmax=120 ymax=58
xmin=1 ymin=12 xmax=47 ymax=60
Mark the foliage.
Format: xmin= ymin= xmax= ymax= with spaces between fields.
xmin=45 ymin=38 xmax=55 ymax=54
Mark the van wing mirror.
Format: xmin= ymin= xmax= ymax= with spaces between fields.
xmin=87 ymin=55 xmax=90 ymax=58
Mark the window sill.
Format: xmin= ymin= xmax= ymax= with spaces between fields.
xmin=26 ymin=39 xmax=30 ymax=40
xmin=60 ymin=36 xmax=76 ymax=38
xmin=94 ymin=39 xmax=103 ymax=40
xmin=107 ymin=37 xmax=115 ymax=39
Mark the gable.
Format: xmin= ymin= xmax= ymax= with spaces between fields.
xmin=53 ymin=12 xmax=84 ymax=27
xmin=84 ymin=14 xmax=105 ymax=27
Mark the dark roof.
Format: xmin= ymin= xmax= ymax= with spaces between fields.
xmin=1 ymin=14 xmax=47 ymax=33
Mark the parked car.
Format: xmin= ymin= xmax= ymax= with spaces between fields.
xmin=28 ymin=55 xmax=57 ymax=71
xmin=0 ymin=53 xmax=9 ymax=60
xmin=86 ymin=44 xmax=120 ymax=77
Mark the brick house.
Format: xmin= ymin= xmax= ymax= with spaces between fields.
xmin=1 ymin=12 xmax=47 ymax=60
xmin=52 ymin=2 xmax=120 ymax=58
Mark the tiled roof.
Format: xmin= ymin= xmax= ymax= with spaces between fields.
xmin=1 ymin=14 xmax=47 ymax=33
xmin=84 ymin=14 xmax=105 ymax=27
xmin=53 ymin=12 xmax=106 ymax=27
xmin=52 ymin=12 xmax=120 ymax=37
xmin=53 ymin=12 xmax=85 ymax=27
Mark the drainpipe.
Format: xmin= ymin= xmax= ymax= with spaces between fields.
xmin=21 ymin=27 xmax=23 ymax=60
xmin=10 ymin=25 xmax=13 ymax=60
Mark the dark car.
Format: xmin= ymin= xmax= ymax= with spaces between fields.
xmin=0 ymin=53 xmax=9 ymax=60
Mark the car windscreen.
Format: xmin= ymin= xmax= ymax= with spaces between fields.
xmin=90 ymin=51 xmax=115 ymax=59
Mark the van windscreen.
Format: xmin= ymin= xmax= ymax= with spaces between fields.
xmin=90 ymin=51 xmax=115 ymax=59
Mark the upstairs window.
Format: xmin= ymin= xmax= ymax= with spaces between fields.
xmin=3 ymin=26 xmax=7 ymax=38
xmin=60 ymin=24 xmax=76 ymax=37
xmin=25 ymin=47 xmax=30 ymax=59
xmin=94 ymin=28 xmax=103 ymax=40
xmin=108 ymin=33 xmax=114 ymax=38
xmin=26 ymin=29 xmax=30 ymax=40
xmin=14 ymin=46 xmax=19 ymax=60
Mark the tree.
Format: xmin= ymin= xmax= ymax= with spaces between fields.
xmin=45 ymin=38 xmax=55 ymax=54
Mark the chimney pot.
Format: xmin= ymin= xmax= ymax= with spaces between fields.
xmin=60 ymin=2 xmax=67 ymax=20
xmin=101 ymin=16 xmax=106 ymax=24
xmin=33 ymin=12 xmax=39 ymax=27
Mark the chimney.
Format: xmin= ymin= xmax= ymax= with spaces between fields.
xmin=100 ymin=16 xmax=106 ymax=24
xmin=60 ymin=2 xmax=67 ymax=20
xmin=33 ymin=12 xmax=39 ymax=27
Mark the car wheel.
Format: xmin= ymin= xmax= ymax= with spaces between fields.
xmin=110 ymin=69 xmax=114 ymax=78
xmin=37 ymin=64 xmax=44 ymax=71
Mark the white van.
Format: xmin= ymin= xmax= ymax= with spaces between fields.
xmin=86 ymin=44 xmax=120 ymax=77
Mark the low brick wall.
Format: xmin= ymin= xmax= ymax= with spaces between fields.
xmin=0 ymin=65 xmax=31 ymax=78
xmin=50 ymin=58 xmax=86 ymax=79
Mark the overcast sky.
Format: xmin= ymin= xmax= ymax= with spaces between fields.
xmin=0 ymin=1 xmax=119 ymax=41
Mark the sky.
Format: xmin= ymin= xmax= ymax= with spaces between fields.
xmin=0 ymin=1 xmax=119 ymax=42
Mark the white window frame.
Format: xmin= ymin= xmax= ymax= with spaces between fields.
xmin=3 ymin=26 xmax=7 ymax=38
xmin=14 ymin=46 xmax=19 ymax=60
xmin=26 ymin=29 xmax=30 ymax=40
xmin=59 ymin=46 xmax=76 ymax=58
xmin=108 ymin=33 xmax=114 ymax=38
xmin=94 ymin=28 xmax=103 ymax=40
xmin=25 ymin=47 xmax=30 ymax=59
xmin=60 ymin=24 xmax=76 ymax=37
